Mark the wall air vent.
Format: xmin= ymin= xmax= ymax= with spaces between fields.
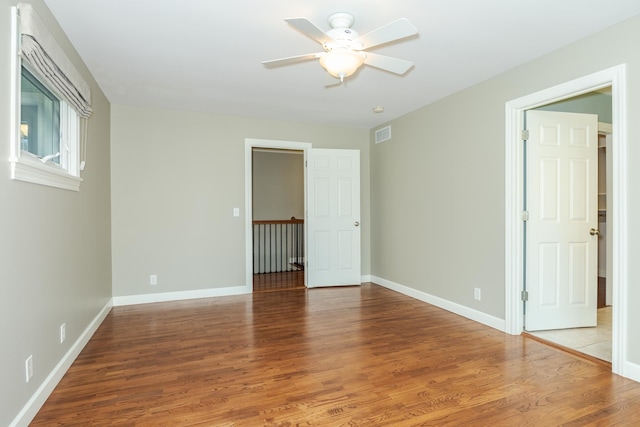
xmin=375 ymin=126 xmax=391 ymax=144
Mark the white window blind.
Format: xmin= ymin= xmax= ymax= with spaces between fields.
xmin=18 ymin=2 xmax=92 ymax=119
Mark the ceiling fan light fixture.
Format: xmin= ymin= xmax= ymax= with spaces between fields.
xmin=319 ymin=48 xmax=365 ymax=81
xmin=263 ymin=13 xmax=418 ymax=84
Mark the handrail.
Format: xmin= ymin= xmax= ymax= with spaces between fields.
xmin=252 ymin=217 xmax=304 ymax=225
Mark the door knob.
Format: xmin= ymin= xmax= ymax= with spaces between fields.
xmin=590 ymin=228 xmax=599 ymax=236
xmin=354 ymin=221 xmax=360 ymax=227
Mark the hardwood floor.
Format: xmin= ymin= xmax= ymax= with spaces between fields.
xmin=253 ymin=271 xmax=304 ymax=292
xmin=32 ymin=284 xmax=640 ymax=426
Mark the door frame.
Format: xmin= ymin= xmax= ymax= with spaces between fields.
xmin=244 ymin=138 xmax=312 ymax=291
xmin=504 ymin=64 xmax=628 ymax=377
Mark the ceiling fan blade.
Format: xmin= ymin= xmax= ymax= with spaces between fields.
xmin=356 ymin=18 xmax=417 ymax=50
xmin=363 ymin=52 xmax=414 ymax=75
xmin=285 ymin=17 xmax=332 ymax=45
xmin=262 ymin=52 xmax=324 ymax=67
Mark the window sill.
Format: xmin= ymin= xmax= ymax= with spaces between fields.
xmin=10 ymin=155 xmax=82 ymax=191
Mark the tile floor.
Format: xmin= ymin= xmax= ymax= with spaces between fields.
xmin=527 ymin=306 xmax=612 ymax=362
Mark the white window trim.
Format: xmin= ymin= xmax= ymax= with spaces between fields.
xmin=11 ymin=152 xmax=82 ymax=191
xmin=9 ymin=6 xmax=82 ymax=191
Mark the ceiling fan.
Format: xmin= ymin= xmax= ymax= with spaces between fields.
xmin=262 ymin=12 xmax=418 ymax=83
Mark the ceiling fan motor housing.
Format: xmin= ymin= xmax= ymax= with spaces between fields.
xmin=327 ymin=27 xmax=359 ymax=41
xmin=324 ymin=29 xmax=363 ymax=53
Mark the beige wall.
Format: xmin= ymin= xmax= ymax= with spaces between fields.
xmin=252 ymin=150 xmax=304 ymax=220
xmin=371 ymin=14 xmax=640 ymax=363
xmin=0 ymin=1 xmax=112 ymax=425
xmin=111 ymin=105 xmax=370 ymax=297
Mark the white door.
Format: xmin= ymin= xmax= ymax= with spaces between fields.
xmin=525 ymin=110 xmax=598 ymax=331
xmin=307 ymin=149 xmax=361 ymax=287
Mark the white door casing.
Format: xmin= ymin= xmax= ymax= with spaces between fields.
xmin=506 ymin=65 xmax=629 ymax=378
xmin=307 ymin=149 xmax=361 ymax=287
xmin=525 ymin=110 xmax=598 ymax=331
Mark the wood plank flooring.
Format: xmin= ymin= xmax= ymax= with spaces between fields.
xmin=253 ymin=271 xmax=304 ymax=292
xmin=31 ymin=284 xmax=640 ymax=426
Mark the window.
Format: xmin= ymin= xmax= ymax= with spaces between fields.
xmin=19 ymin=66 xmax=81 ymax=176
xmin=21 ymin=67 xmax=61 ymax=162
xmin=10 ymin=4 xmax=91 ymax=191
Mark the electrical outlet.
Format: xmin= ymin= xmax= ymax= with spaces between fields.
xmin=60 ymin=323 xmax=66 ymax=343
xmin=474 ymin=287 xmax=482 ymax=301
xmin=150 ymin=274 xmax=157 ymax=285
xmin=25 ymin=355 xmax=33 ymax=382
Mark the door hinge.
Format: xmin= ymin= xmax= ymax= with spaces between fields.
xmin=305 ymin=160 xmax=308 ymax=167
xmin=521 ymin=290 xmax=529 ymax=302
xmin=521 ymin=210 xmax=529 ymax=221
xmin=521 ymin=130 xmax=529 ymax=141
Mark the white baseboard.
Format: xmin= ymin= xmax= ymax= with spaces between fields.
xmin=10 ymin=299 xmax=113 ymax=427
xmin=112 ymin=285 xmax=251 ymax=306
xmin=622 ymin=360 xmax=640 ymax=383
xmin=370 ymin=276 xmax=506 ymax=332
xmin=361 ymin=274 xmax=373 ymax=283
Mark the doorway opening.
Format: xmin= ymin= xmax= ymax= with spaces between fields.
xmin=251 ymin=147 xmax=305 ymax=292
xmin=244 ymin=139 xmax=311 ymax=293
xmin=245 ymin=139 xmax=362 ymax=292
xmin=504 ymin=64 xmax=628 ymax=378
xmin=522 ymin=94 xmax=612 ymax=362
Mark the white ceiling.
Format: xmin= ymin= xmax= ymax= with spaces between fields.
xmin=43 ymin=0 xmax=640 ymax=129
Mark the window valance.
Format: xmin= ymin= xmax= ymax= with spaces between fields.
xmin=18 ymin=3 xmax=92 ymax=118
